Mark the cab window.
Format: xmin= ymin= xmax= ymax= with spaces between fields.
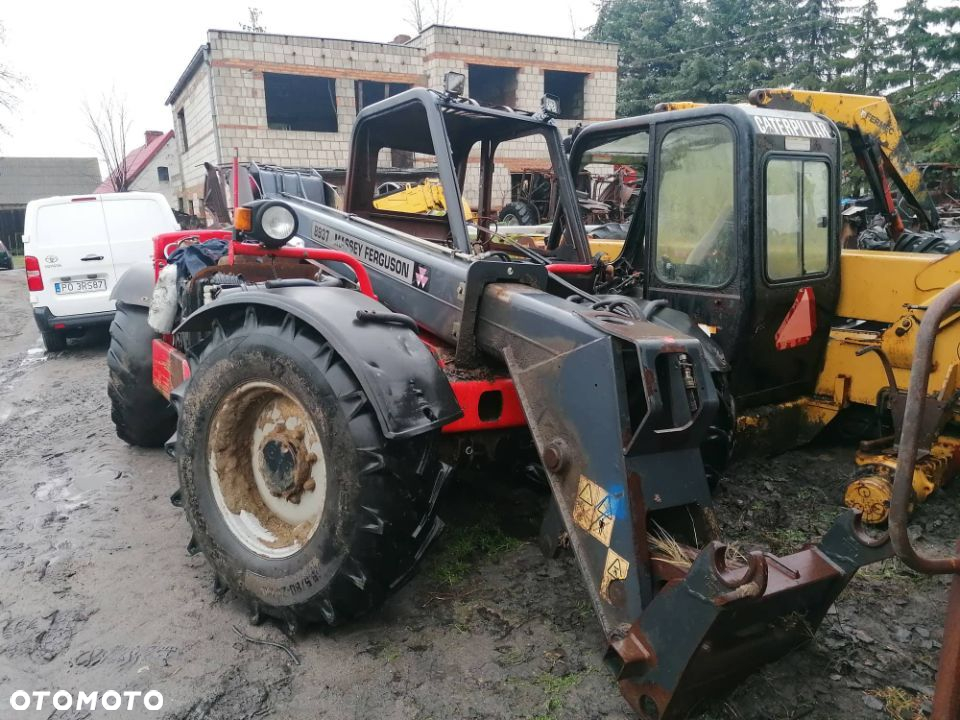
xmin=766 ymin=158 xmax=830 ymax=280
xmin=577 ymin=131 xmax=648 ymax=223
xmin=572 ymin=130 xmax=648 ymax=260
xmin=655 ymin=123 xmax=735 ymax=286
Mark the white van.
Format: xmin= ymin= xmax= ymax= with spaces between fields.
xmin=23 ymin=192 xmax=179 ymax=351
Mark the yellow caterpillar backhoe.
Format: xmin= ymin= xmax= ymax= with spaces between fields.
xmin=530 ymin=93 xmax=960 ymax=524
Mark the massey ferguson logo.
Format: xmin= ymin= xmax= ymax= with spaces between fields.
xmin=414 ymin=262 xmax=430 ymax=291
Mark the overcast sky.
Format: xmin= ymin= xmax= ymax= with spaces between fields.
xmin=0 ymin=0 xmax=925 ymax=174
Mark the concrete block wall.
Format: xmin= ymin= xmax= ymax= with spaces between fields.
xmin=414 ymin=26 xmax=618 ymax=212
xmin=170 ymin=62 xmax=218 ymax=211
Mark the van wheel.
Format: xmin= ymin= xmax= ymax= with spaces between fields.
xmin=108 ymin=302 xmax=176 ymax=447
xmin=41 ymin=330 xmax=66 ymax=352
xmin=176 ymin=308 xmax=445 ymax=627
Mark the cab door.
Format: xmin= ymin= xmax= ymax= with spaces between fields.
xmin=642 ymin=119 xmax=751 ymax=374
xmin=568 ymin=115 xmax=750 ymax=367
xmin=744 ymin=151 xmax=838 ymax=407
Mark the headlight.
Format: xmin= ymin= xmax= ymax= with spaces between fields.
xmin=540 ymin=94 xmax=561 ymax=118
xmin=443 ymin=71 xmax=465 ymax=97
xmin=246 ymin=200 xmax=298 ymax=249
xmin=260 ymin=205 xmax=296 ymax=241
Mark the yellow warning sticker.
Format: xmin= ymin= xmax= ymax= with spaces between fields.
xmin=572 ymin=475 xmax=615 ymax=546
xmin=600 ymin=548 xmax=630 ymax=603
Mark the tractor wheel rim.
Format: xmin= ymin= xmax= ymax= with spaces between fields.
xmin=500 ymin=213 xmax=519 ymax=225
xmin=208 ymin=380 xmax=326 ymax=559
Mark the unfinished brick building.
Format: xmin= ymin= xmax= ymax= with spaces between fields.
xmin=166 ymin=26 xmax=618 ymax=217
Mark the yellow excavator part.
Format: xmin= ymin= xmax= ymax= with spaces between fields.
xmin=373 ymin=178 xmax=476 ymax=221
xmin=808 ymin=250 xmax=960 ymax=521
xmin=653 ymin=101 xmax=707 ymax=112
xmin=816 ymin=250 xmax=960 ymax=410
xmin=847 ymin=435 xmax=960 ymax=523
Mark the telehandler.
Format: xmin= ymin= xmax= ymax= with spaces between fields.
xmin=105 ymin=76 xmax=895 ymax=718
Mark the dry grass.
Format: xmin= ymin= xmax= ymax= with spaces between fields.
xmin=867 ymin=687 xmax=926 ymax=720
xmin=648 ymin=522 xmax=697 ymax=568
xmin=647 ymin=522 xmax=746 ymax=569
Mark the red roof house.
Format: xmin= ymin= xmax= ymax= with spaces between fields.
xmin=95 ymin=130 xmax=175 ymax=193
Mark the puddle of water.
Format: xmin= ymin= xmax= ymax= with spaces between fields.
xmin=22 ymin=340 xmax=49 ymax=367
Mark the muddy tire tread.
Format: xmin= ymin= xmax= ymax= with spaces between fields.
xmin=178 ymin=307 xmax=445 ymax=627
xmin=107 ymin=303 xmax=176 ymax=447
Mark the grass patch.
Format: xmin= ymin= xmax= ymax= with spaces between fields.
xmin=12 ymin=254 xmax=24 ymax=269
xmin=425 ymin=520 xmax=523 ymax=587
xmin=858 ymin=558 xmax=931 ymax=587
xmin=761 ymin=527 xmax=810 ymax=555
xmin=526 ymin=672 xmax=584 ymax=720
xmin=867 ymin=687 xmax=926 ymax=720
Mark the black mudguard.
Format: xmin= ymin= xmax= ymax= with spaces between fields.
xmin=176 ymin=285 xmax=462 ymax=439
xmin=111 ymin=263 xmax=157 ymax=308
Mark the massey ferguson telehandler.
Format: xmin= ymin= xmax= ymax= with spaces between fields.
xmin=105 ymin=76 xmax=897 ymax=718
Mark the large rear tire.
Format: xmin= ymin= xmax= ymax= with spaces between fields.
xmin=498 ymin=200 xmax=540 ymax=226
xmin=108 ymin=303 xmax=176 ymax=447
xmin=176 ymin=307 xmax=445 ymax=627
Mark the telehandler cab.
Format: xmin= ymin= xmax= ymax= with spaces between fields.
xmin=108 ymin=76 xmax=892 ymax=718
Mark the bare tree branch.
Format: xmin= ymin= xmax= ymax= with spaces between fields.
xmin=407 ymin=0 xmax=452 ymax=33
xmin=85 ymin=92 xmax=132 ymax=192
xmin=408 ymin=0 xmax=426 ymax=33
xmin=0 ymin=22 xmax=24 ymax=136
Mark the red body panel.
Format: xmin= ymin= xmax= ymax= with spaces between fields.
xmin=152 ymin=336 xmax=525 ymax=433
xmin=443 ymin=379 xmax=526 ymax=433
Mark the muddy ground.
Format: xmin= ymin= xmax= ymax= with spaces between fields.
xmin=0 ymin=265 xmax=956 ymax=720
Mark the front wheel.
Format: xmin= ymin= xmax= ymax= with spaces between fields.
xmin=107 ymin=303 xmax=176 ymax=447
xmin=41 ymin=330 xmax=66 ymax=352
xmin=176 ymin=308 xmax=445 ymax=626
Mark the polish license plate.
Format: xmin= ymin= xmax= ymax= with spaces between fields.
xmin=54 ymin=279 xmax=107 ymax=295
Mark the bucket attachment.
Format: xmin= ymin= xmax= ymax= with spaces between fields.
xmin=501 ymin=299 xmax=892 ymax=719
xmin=607 ymin=512 xmax=890 ymax=719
